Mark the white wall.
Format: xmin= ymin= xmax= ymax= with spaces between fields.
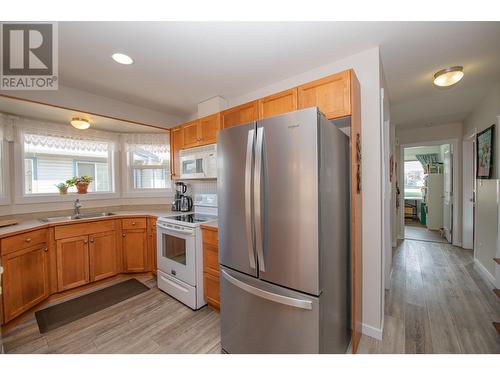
xmin=0 ymin=85 xmax=182 ymax=129
xmin=463 ymin=83 xmax=500 ymax=286
xmin=227 ymin=47 xmax=384 ymax=338
xmin=396 ymin=122 xmax=463 ymax=246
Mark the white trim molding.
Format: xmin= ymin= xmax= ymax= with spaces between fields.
xmin=362 ymin=322 xmax=383 ymax=341
xmin=474 ymin=258 xmax=496 ymax=286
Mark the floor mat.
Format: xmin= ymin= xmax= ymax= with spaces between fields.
xmin=35 ymin=278 xmax=150 ymax=333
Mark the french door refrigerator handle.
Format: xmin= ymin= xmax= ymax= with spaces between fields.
xmin=245 ymin=128 xmax=256 ymax=269
xmin=254 ymin=126 xmax=265 ymax=271
xmin=222 ymin=269 xmax=312 ymax=310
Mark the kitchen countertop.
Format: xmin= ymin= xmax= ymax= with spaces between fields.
xmin=0 ymin=209 xmax=180 ymax=239
xmin=200 ymin=220 xmax=218 ymax=229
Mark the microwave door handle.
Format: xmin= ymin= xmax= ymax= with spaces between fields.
xmin=245 ymin=129 xmax=256 ymax=269
xmin=254 ymin=126 xmax=265 ymax=272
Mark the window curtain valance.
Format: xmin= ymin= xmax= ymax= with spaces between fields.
xmin=23 ymin=133 xmax=110 ymax=152
xmin=415 ymin=153 xmax=439 ymax=167
xmin=123 ymin=133 xmax=170 ymax=154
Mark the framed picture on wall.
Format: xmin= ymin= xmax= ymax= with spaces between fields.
xmin=476 ymin=124 xmax=495 ymax=179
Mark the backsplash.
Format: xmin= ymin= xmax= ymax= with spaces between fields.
xmin=182 ymin=180 xmax=217 ymax=196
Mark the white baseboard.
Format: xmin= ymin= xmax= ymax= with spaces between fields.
xmin=362 ymin=323 xmax=383 ymax=340
xmin=474 ymin=258 xmax=496 ymax=286
xmin=452 ymin=240 xmax=462 ymax=247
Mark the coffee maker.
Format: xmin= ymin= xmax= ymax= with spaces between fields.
xmin=171 ymin=182 xmax=187 ymax=211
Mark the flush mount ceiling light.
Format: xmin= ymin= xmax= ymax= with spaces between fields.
xmin=111 ymin=52 xmax=134 ymax=65
xmin=70 ymin=117 xmax=90 ymax=130
xmin=433 ymin=66 xmax=464 ymax=87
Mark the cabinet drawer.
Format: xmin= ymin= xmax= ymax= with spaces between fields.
xmin=204 ymin=272 xmax=220 ymax=310
xmin=54 ymin=220 xmax=115 ymax=240
xmin=1 ymin=228 xmax=48 ymax=255
xmin=202 ymin=227 xmax=218 ymax=245
xmin=122 ymin=217 xmax=147 ymax=230
xmin=203 ymin=242 xmax=219 ymax=276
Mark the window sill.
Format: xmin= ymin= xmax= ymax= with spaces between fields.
xmin=122 ymin=189 xmax=173 ymax=199
xmin=14 ymin=192 xmax=120 ymax=204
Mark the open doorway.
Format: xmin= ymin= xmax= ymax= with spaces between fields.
xmin=403 ymin=144 xmax=453 ymax=243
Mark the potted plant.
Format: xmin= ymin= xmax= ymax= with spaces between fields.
xmin=55 ymin=182 xmax=68 ymax=195
xmin=66 ymin=176 xmax=94 ymax=194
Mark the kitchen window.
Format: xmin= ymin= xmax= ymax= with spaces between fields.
xmin=20 ymin=131 xmax=115 ymax=196
xmin=123 ymin=133 xmax=171 ymax=196
xmin=404 ymin=160 xmax=424 ymax=200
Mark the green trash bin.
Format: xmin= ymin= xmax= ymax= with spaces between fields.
xmin=420 ymin=203 xmax=426 ymax=225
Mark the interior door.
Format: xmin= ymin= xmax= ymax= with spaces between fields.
xmin=462 ymin=138 xmax=475 ymax=249
xmin=218 ymin=122 xmax=258 ymax=277
xmin=256 ymin=108 xmax=320 ymax=296
xmin=443 ymin=144 xmax=453 ymax=243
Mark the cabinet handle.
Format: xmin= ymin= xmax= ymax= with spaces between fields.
xmin=90 ymin=238 xmax=94 ymax=243
xmin=122 ymin=233 xmax=126 ymax=237
xmin=132 ymin=222 xmax=136 ymax=226
xmin=84 ymin=240 xmax=89 ymax=244
xmin=43 ymin=247 xmax=48 ymax=252
xmin=25 ymin=238 xmax=32 ymax=243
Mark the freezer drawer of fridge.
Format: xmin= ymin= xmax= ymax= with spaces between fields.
xmin=220 ymin=267 xmax=320 ymax=353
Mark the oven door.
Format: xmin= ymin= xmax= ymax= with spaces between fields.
xmin=157 ymin=222 xmax=196 ymax=286
xmin=180 ymin=155 xmax=206 ymax=179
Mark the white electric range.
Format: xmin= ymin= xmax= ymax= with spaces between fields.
xmin=156 ymin=193 xmax=217 ymax=309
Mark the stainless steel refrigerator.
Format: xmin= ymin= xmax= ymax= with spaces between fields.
xmin=217 ymin=108 xmax=350 ymax=354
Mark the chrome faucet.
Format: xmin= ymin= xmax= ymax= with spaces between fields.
xmin=73 ymin=199 xmax=82 ymax=218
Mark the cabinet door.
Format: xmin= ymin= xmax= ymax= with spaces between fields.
xmin=199 ymin=113 xmax=221 ymax=145
xmin=122 ymin=229 xmax=147 ymax=272
xmin=222 ymin=100 xmax=259 ymax=128
xmin=258 ymin=88 xmax=298 ymax=119
xmin=203 ymin=272 xmax=220 ymax=310
xmin=182 ymin=120 xmax=200 ymax=148
xmin=297 ymin=70 xmax=351 ymax=119
xmin=2 ymin=244 xmax=49 ymax=322
xmin=170 ymin=126 xmax=184 ymax=180
xmin=89 ymin=231 xmax=117 ymax=282
xmin=56 ymin=235 xmax=90 ymax=291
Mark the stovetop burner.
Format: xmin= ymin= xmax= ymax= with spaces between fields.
xmin=169 ymin=213 xmax=215 ymax=223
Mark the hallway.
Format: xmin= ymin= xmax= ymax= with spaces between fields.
xmin=404 ymin=222 xmax=448 ymax=243
xmin=358 ymin=239 xmax=500 ymax=353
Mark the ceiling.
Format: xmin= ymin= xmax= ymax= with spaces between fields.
xmin=0 ymin=96 xmax=163 ymax=133
xmin=50 ymin=22 xmax=500 ymax=128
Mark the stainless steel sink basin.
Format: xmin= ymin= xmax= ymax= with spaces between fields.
xmin=39 ymin=212 xmax=115 ymax=223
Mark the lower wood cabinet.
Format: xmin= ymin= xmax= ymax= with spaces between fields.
xmin=122 ymin=228 xmax=148 ymax=272
xmin=89 ymin=231 xmax=117 ymax=282
xmin=1 ymin=244 xmax=50 ymax=322
xmin=201 ymin=226 xmax=219 ymax=310
xmin=56 ymin=235 xmax=90 ymax=291
xmin=148 ymin=217 xmax=157 ymax=274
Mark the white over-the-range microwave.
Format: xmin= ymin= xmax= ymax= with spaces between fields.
xmin=179 ymin=144 xmax=217 ymax=179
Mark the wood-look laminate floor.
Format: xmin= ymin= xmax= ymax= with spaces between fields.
xmin=358 ymin=239 xmax=500 ymax=353
xmin=2 ymin=276 xmax=221 ymax=354
xmin=405 ymin=222 xmax=448 ymax=243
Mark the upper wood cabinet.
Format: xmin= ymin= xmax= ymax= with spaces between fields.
xmin=258 ymin=88 xmax=298 ymax=120
xmin=89 ymin=231 xmax=117 ymax=282
xmin=198 ymin=113 xmax=221 ymax=145
xmin=182 ymin=120 xmax=200 ymax=149
xmin=181 ymin=113 xmax=221 ymax=149
xmin=1 ymin=243 xmax=49 ymax=322
xmin=297 ymin=70 xmax=352 ymax=119
xmin=170 ymin=126 xmax=184 ymax=180
xmin=222 ymin=100 xmax=259 ymax=128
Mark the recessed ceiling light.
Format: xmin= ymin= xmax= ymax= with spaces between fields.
xmin=111 ymin=53 xmax=134 ymax=65
xmin=433 ymin=66 xmax=464 ymax=87
xmin=70 ymin=117 xmax=90 ymax=130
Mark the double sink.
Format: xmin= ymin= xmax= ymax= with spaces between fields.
xmin=39 ymin=211 xmax=115 ymax=223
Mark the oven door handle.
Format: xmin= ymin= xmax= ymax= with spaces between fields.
xmin=157 ymin=223 xmax=195 ymax=236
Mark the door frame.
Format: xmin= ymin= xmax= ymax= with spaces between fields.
xmin=398 ymin=138 xmax=461 ymax=246
xmin=462 ymin=128 xmax=476 ymax=250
